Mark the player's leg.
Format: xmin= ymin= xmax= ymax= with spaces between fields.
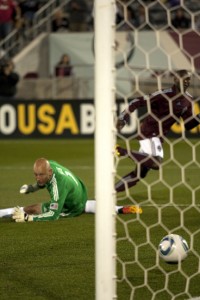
xmin=115 ymin=145 xmax=162 ymax=170
xmin=84 ymin=200 xmax=142 ymax=214
xmin=115 ymin=165 xmax=150 ymax=192
xmin=24 ymin=203 xmax=42 ymax=214
xmin=115 ymin=137 xmax=163 ymax=192
xmin=0 ymin=203 xmax=42 ymax=218
xmin=0 ymin=207 xmax=24 ymax=218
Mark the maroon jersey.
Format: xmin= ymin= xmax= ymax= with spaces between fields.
xmin=0 ymin=0 xmax=17 ymax=23
xmin=119 ymin=85 xmax=197 ymax=139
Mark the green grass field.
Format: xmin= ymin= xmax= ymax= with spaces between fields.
xmin=0 ymin=139 xmax=200 ymax=300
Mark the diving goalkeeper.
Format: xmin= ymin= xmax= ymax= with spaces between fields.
xmin=0 ymin=158 xmax=142 ymax=222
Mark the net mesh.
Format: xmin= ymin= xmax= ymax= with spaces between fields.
xmin=115 ymin=1 xmax=200 ymax=299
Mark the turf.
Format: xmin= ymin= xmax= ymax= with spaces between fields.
xmin=0 ymin=139 xmax=200 ymax=300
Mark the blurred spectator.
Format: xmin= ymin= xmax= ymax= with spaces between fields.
xmin=195 ymin=14 xmax=200 ymax=31
xmin=135 ymin=5 xmax=151 ymax=30
xmin=0 ymin=58 xmax=20 ymax=99
xmin=19 ymin=0 xmax=41 ymax=27
xmin=0 ymin=0 xmax=21 ymax=40
xmin=0 ymin=47 xmax=6 ymax=59
xmin=115 ymin=2 xmax=123 ymax=25
xmin=169 ymin=0 xmax=180 ymax=7
xmin=116 ymin=3 xmax=139 ymax=30
xmin=171 ymin=8 xmax=190 ymax=30
xmin=51 ymin=9 xmax=69 ymax=32
xmin=55 ymin=54 xmax=73 ymax=77
xmin=126 ymin=6 xmax=139 ymax=29
xmin=65 ymin=0 xmax=90 ymax=32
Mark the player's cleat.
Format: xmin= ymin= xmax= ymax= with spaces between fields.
xmin=119 ymin=205 xmax=143 ymax=214
xmin=115 ymin=145 xmax=128 ymax=157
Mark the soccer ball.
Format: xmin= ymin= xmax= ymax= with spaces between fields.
xmin=159 ymin=234 xmax=189 ymax=264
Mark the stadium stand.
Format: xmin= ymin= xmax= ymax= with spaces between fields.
xmin=0 ymin=0 xmax=199 ymax=100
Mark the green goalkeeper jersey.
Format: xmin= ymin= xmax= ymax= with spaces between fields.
xmin=33 ymin=160 xmax=88 ymax=221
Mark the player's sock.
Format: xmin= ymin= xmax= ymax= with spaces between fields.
xmin=0 ymin=207 xmax=24 ymax=218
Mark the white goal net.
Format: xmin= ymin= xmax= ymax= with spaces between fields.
xmin=114 ymin=0 xmax=200 ymax=299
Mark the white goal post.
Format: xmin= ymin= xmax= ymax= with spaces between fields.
xmin=95 ymin=0 xmax=117 ymax=299
xmin=95 ymin=0 xmax=200 ymax=299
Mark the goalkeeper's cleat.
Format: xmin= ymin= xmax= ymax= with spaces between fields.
xmin=119 ymin=205 xmax=143 ymax=214
xmin=115 ymin=145 xmax=127 ymax=157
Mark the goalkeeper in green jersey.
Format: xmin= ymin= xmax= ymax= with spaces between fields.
xmin=0 ymin=158 xmax=142 ymax=222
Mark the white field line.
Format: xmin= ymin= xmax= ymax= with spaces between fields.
xmin=0 ymin=165 xmax=199 ymax=170
xmin=0 ymin=165 xmax=92 ymax=170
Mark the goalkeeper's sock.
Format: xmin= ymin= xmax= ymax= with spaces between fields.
xmin=0 ymin=207 xmax=24 ymax=218
xmin=85 ymin=200 xmax=96 ymax=213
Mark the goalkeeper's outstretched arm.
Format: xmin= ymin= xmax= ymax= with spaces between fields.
xmin=20 ymin=183 xmax=45 ymax=194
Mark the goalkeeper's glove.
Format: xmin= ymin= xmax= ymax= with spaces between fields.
xmin=12 ymin=206 xmax=33 ymax=223
xmin=19 ymin=184 xmax=41 ymax=194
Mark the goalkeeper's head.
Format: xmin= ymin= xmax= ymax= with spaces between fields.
xmin=33 ymin=158 xmax=53 ymax=187
xmin=174 ymin=69 xmax=191 ymax=93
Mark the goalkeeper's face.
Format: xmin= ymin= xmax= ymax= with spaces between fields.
xmin=33 ymin=159 xmax=53 ymax=186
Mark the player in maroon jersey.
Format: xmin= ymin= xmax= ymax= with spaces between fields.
xmin=115 ymin=70 xmax=200 ymax=193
